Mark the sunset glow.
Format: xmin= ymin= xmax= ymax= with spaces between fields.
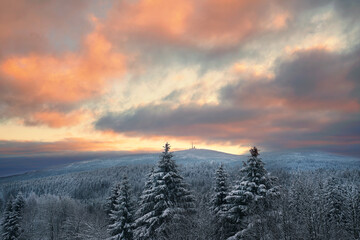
xmin=0 ymin=0 xmax=359 ymax=157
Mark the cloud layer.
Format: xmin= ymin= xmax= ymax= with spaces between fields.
xmin=0 ymin=17 xmax=126 ymax=127
xmin=0 ymin=0 xmax=359 ymax=156
xmin=96 ymin=47 xmax=360 ymax=155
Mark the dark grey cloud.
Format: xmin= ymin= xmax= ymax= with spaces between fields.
xmin=223 ymin=48 xmax=360 ymax=110
xmin=333 ymin=0 xmax=360 ymax=22
xmin=96 ymin=104 xmax=260 ymax=138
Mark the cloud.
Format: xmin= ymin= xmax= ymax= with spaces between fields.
xmin=23 ymin=110 xmax=89 ymax=128
xmin=0 ymin=0 xmax=92 ymax=57
xmin=94 ymin=0 xmax=360 ymax=80
xmin=95 ymin=104 xmax=260 ymax=138
xmin=95 ymin=47 xmax=360 ymax=155
xmin=1 ymin=0 xmax=359 ymax=157
xmin=0 ymin=138 xmax=122 ymax=156
xmin=102 ymin=0 xmax=292 ymax=51
xmin=102 ymin=0 xmax=360 ymax=52
xmin=0 ymin=23 xmax=127 ymax=127
xmin=222 ymin=48 xmax=360 ymax=112
xmin=333 ymin=0 xmax=360 ymax=22
xmin=0 ymin=1 xmax=131 ymax=128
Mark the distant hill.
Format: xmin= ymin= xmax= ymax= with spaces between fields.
xmin=1 ymin=149 xmax=359 ymax=184
xmin=261 ymin=151 xmax=360 ymax=171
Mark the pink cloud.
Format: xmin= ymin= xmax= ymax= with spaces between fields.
xmin=103 ymin=0 xmax=290 ymax=49
xmin=0 ymin=26 xmax=127 ymax=127
xmin=0 ymin=0 xmax=91 ymax=57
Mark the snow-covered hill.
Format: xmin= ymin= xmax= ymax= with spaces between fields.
xmin=1 ymin=149 xmax=359 ymax=184
xmin=0 ymin=149 xmax=239 ymax=183
xmin=261 ymin=151 xmax=360 ymax=171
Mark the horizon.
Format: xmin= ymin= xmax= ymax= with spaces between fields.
xmin=1 ymin=146 xmax=359 ymax=178
xmin=1 ymin=144 xmax=358 ymax=159
xmin=1 ymin=0 xmax=360 ymax=170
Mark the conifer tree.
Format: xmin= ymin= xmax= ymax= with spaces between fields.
xmin=224 ymin=147 xmax=279 ymax=239
xmin=133 ymin=168 xmax=155 ymax=239
xmin=1 ymin=196 xmax=14 ymax=240
xmin=2 ymin=193 xmax=25 ymax=240
xmin=211 ymin=163 xmax=229 ymax=239
xmin=107 ymin=183 xmax=122 ymax=216
xmin=134 ymin=143 xmax=195 ymax=240
xmin=108 ymin=176 xmax=134 ymax=240
xmin=343 ymin=184 xmax=360 ymax=239
xmin=211 ymin=164 xmax=229 ymax=214
xmin=11 ymin=192 xmax=25 ymax=239
xmin=325 ymin=177 xmax=345 ymax=226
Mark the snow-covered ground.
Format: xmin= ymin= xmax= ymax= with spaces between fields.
xmin=1 ymin=149 xmax=359 ymax=184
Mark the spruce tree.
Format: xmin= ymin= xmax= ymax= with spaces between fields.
xmin=211 ymin=164 xmax=229 ymax=239
xmin=108 ymin=176 xmax=134 ymax=240
xmin=107 ymin=183 xmax=122 ymax=216
xmin=11 ymin=192 xmax=25 ymax=239
xmin=211 ymin=164 xmax=229 ymax=214
xmin=2 ymin=193 xmax=25 ymax=240
xmin=134 ymin=168 xmax=154 ymax=239
xmin=325 ymin=177 xmax=345 ymax=225
xmin=1 ymin=197 xmax=14 ymax=240
xmin=134 ymin=143 xmax=195 ymax=240
xmin=224 ymin=147 xmax=279 ymax=239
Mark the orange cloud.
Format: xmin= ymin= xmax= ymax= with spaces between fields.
xmin=266 ymin=11 xmax=291 ymax=30
xmin=0 ymin=0 xmax=91 ymax=57
xmin=187 ymin=0 xmax=269 ymax=47
xmin=1 ymin=31 xmax=125 ymax=104
xmin=120 ymin=0 xmax=192 ymax=37
xmin=233 ymin=63 xmax=275 ymax=79
xmin=0 ymin=22 xmax=127 ymax=127
xmin=0 ymin=138 xmax=122 ymax=156
xmin=284 ymin=37 xmax=343 ymax=55
xmin=23 ymin=110 xmax=89 ymax=128
xmin=105 ymin=0 xmax=288 ymax=48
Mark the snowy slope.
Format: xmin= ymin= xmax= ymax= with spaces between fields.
xmin=0 ymin=149 xmax=359 ymax=184
xmin=0 ymin=149 xmax=240 ymax=183
xmin=261 ymin=151 xmax=360 ymax=170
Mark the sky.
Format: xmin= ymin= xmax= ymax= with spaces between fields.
xmin=0 ymin=0 xmax=359 ymax=157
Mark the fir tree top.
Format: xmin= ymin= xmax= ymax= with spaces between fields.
xmin=250 ymin=146 xmax=259 ymax=157
xmin=161 ymin=142 xmax=173 ymax=159
xmin=241 ymin=146 xmax=267 ymax=185
xmin=158 ymin=142 xmax=176 ymax=173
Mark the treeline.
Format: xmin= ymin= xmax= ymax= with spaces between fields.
xmin=0 ymin=144 xmax=360 ymax=239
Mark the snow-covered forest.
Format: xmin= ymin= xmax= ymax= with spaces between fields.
xmin=1 ymin=144 xmax=360 ymax=240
